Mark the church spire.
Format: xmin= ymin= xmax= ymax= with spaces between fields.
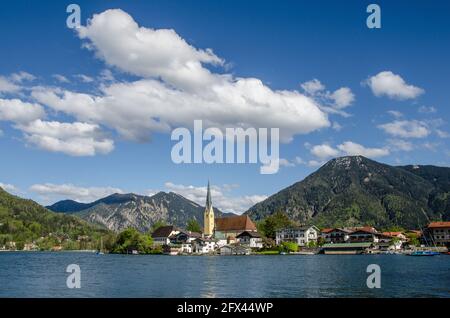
xmin=203 ymin=180 xmax=214 ymax=237
xmin=206 ymin=180 xmax=212 ymax=210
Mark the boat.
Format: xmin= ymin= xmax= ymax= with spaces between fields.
xmin=406 ymin=219 xmax=440 ymax=257
xmin=406 ymin=250 xmax=440 ymax=256
xmin=96 ymin=237 xmax=105 ymax=255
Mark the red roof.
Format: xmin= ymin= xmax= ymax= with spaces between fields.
xmin=321 ymin=228 xmax=334 ymax=233
xmin=382 ymin=232 xmax=403 ymax=237
xmin=428 ymin=221 xmax=450 ymax=229
xmin=215 ymin=215 xmax=257 ymax=232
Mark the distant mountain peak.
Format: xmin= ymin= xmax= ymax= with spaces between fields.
xmin=47 ymin=189 xmax=232 ymax=232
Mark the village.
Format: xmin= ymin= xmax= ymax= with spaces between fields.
xmin=1 ymin=182 xmax=449 ymax=255
xmin=150 ymin=183 xmax=450 ymax=256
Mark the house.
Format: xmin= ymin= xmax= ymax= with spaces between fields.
xmin=163 ymin=244 xmax=183 ymax=255
xmin=170 ymin=230 xmax=202 ymax=244
xmin=181 ymin=243 xmax=192 ymax=254
xmin=192 ymin=238 xmax=217 ymax=254
xmin=321 ymin=242 xmax=374 ymax=255
xmin=379 ymin=232 xmax=406 ymax=250
xmin=151 ymin=226 xmax=180 ymax=245
xmin=276 ymin=225 xmax=319 ymax=246
xmin=377 ymin=234 xmax=401 ymax=250
xmin=214 ymin=215 xmax=257 ymax=242
xmin=219 ymin=244 xmax=251 ymax=255
xmin=23 ymin=243 xmax=38 ymax=251
xmin=382 ymin=232 xmax=407 ymax=242
xmin=348 ymin=227 xmax=380 ymax=243
xmin=236 ymin=231 xmax=263 ymax=248
xmin=321 ymin=228 xmax=352 ymax=243
xmin=169 ymin=230 xmax=202 ymax=253
xmin=426 ymin=222 xmax=450 ymax=246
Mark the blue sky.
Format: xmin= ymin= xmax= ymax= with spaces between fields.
xmin=0 ymin=0 xmax=449 ymax=213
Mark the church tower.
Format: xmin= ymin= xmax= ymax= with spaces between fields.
xmin=203 ymin=181 xmax=215 ymax=237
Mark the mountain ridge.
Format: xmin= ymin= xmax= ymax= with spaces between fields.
xmin=48 ymin=191 xmax=234 ymax=232
xmin=0 ymin=187 xmax=108 ymax=249
xmin=245 ymin=156 xmax=449 ymax=229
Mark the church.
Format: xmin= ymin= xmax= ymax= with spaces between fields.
xmin=203 ymin=181 xmax=258 ymax=243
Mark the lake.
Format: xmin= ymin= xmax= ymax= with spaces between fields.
xmin=0 ymin=252 xmax=449 ymax=298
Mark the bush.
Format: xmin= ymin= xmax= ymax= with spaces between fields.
xmin=111 ymin=228 xmax=154 ymax=254
xmin=279 ymin=241 xmax=298 ymax=253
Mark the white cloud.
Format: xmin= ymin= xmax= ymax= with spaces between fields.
xmin=300 ymin=79 xmax=325 ymax=95
xmin=331 ymin=121 xmax=342 ymax=131
xmin=164 ymin=182 xmax=267 ymax=214
xmin=310 ymin=144 xmax=340 ymax=159
xmin=74 ymin=74 xmax=94 ymax=83
xmin=378 ymin=120 xmax=429 ymax=138
xmin=279 ymin=158 xmax=296 ymax=168
xmin=301 ymin=79 xmax=354 ymax=110
xmin=17 ymin=119 xmax=114 ymax=156
xmin=387 ymin=139 xmax=414 ymax=152
xmin=52 ymin=74 xmax=70 ymax=83
xmin=99 ymin=69 xmax=114 ymax=82
xmin=0 ymin=98 xmax=45 ymax=123
xmin=365 ymin=71 xmax=424 ymax=100
xmin=436 ymin=129 xmax=449 ymax=138
xmin=0 ymin=76 xmax=20 ymax=93
xmin=418 ymin=105 xmax=437 ymax=114
xmin=10 ymin=71 xmax=36 ymax=83
xmin=307 ymin=160 xmax=325 ymax=167
xmin=310 ymin=141 xmax=389 ymax=160
xmin=422 ymin=142 xmax=439 ymax=151
xmin=387 ymin=110 xmax=403 ymax=118
xmin=30 ymin=183 xmax=123 ymax=204
xmin=33 ymin=9 xmax=330 ymax=143
xmin=294 ymin=156 xmax=305 ymax=164
xmin=78 ymin=9 xmax=224 ymax=89
xmin=337 ymin=141 xmax=389 ymax=158
xmin=328 ymin=87 xmax=355 ymax=109
xmin=0 ymin=182 xmax=19 ymax=194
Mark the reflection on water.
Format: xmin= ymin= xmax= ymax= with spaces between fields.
xmin=0 ymin=252 xmax=449 ymax=298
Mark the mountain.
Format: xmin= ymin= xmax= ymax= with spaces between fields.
xmin=46 ymin=199 xmax=96 ymax=214
xmin=0 ymin=187 xmax=108 ymax=249
xmin=398 ymin=165 xmax=450 ymax=221
xmin=245 ymin=156 xmax=450 ymax=229
xmin=48 ymin=192 xmax=233 ymax=232
xmin=46 ymin=193 xmax=145 ymax=214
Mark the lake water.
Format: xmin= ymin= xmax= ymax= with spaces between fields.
xmin=0 ymin=252 xmax=449 ymax=298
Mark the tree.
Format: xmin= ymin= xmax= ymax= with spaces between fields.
xmin=409 ymin=237 xmax=420 ymax=247
xmin=112 ymin=228 xmax=154 ymax=254
xmin=316 ymin=237 xmax=325 ymax=247
xmin=187 ymin=219 xmax=202 ymax=233
xmin=259 ymin=210 xmax=294 ymax=239
xmin=150 ymin=220 xmax=167 ymax=234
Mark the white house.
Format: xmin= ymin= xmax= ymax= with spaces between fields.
xmin=181 ymin=243 xmax=193 ymax=254
xmin=219 ymin=245 xmax=251 ymax=255
xmin=151 ymin=226 xmax=180 ymax=245
xmin=192 ymin=238 xmax=217 ymax=254
xmin=236 ymin=231 xmax=263 ymax=248
xmin=276 ymin=226 xmax=319 ymax=246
